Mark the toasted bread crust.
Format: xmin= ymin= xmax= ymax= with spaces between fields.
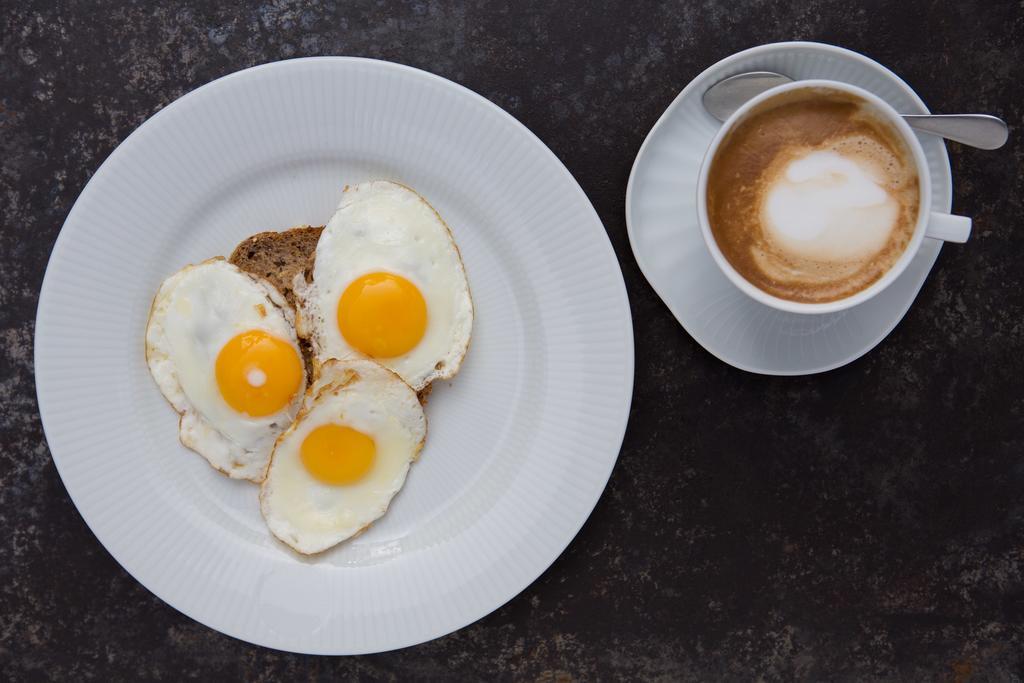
xmin=229 ymin=226 xmax=323 ymax=309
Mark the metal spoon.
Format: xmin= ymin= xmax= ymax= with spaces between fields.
xmin=703 ymin=71 xmax=1009 ymax=150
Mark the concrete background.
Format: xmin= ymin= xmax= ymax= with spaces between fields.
xmin=2 ymin=1 xmax=1022 ymax=679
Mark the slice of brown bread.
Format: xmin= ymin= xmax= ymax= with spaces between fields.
xmin=228 ymin=225 xmax=323 ymax=308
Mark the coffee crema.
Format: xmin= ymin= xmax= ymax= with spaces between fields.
xmin=706 ymin=87 xmax=920 ymax=304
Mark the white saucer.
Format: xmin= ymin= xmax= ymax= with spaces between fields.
xmin=626 ymin=42 xmax=952 ymax=375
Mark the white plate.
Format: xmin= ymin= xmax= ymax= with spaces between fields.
xmin=626 ymin=42 xmax=952 ymax=375
xmin=34 ymin=58 xmax=633 ymax=654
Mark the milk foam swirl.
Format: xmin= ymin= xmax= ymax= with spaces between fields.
xmin=762 ymin=149 xmax=898 ymax=261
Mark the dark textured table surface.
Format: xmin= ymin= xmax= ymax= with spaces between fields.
xmin=3 ymin=1 xmax=1023 ymax=680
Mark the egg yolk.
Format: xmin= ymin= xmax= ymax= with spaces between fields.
xmin=300 ymin=424 xmax=376 ymax=485
xmin=337 ymin=272 xmax=427 ymax=359
xmin=215 ymin=330 xmax=303 ymax=417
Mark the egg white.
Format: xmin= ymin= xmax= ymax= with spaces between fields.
xmin=260 ymin=359 xmax=427 ymax=554
xmin=296 ymin=181 xmax=473 ymax=391
xmin=145 ymin=258 xmax=306 ymax=482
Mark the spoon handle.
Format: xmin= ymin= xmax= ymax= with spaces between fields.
xmin=902 ymin=114 xmax=1008 ymax=150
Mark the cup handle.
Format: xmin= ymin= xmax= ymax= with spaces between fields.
xmin=925 ymin=211 xmax=971 ymax=243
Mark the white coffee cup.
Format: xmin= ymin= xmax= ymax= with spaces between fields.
xmin=696 ymin=79 xmax=971 ymax=315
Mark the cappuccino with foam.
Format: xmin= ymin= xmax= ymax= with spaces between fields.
xmin=706 ymin=87 xmax=920 ymax=304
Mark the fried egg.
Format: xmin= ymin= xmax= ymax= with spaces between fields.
xmin=145 ymin=258 xmax=306 ymax=481
xmin=296 ymin=181 xmax=473 ymax=391
xmin=260 ymin=359 xmax=427 ymax=554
